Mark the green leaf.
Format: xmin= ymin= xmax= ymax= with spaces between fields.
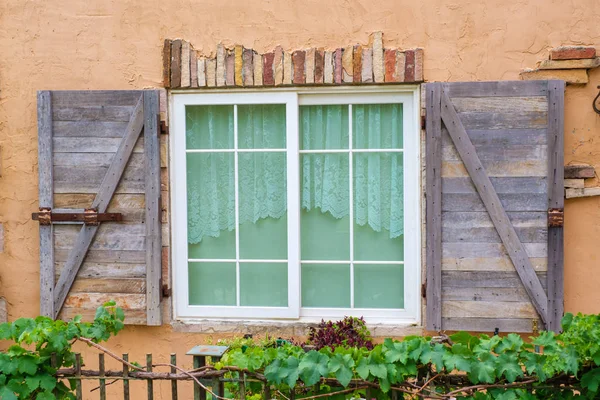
xmin=532 ymin=331 xmax=556 ymax=347
xmin=496 ymin=353 xmax=523 ymax=383
xmin=0 ymin=322 xmax=11 ymax=340
xmin=561 ymin=313 xmax=574 ymax=332
xmin=469 ymin=353 xmax=496 ymax=384
xmin=328 ymin=354 xmax=355 ymax=387
xmin=0 ymin=386 xmax=18 ymax=400
xmin=379 ymin=377 xmax=391 ymax=393
xmin=298 ymin=351 xmax=329 ymax=386
xmin=356 ymin=358 xmax=370 ymax=380
xmin=450 ymin=331 xmax=480 ymax=349
xmin=581 ymin=368 xmax=600 ymax=393
xmin=283 ymin=357 xmax=300 ymax=387
xmin=264 ymin=359 xmax=284 ymax=384
xmin=495 ymin=334 xmax=524 ymax=354
xmin=25 ymin=375 xmax=41 ymax=391
xmin=384 ymin=341 xmax=408 ymax=364
xmin=39 ymin=374 xmax=57 ymax=391
xmin=420 ymin=343 xmax=446 ymax=372
xmin=368 ymin=363 xmax=387 ymax=379
xmin=36 ymin=391 xmax=56 ymax=400
xmin=17 ymin=355 xmax=39 ymax=375
xmin=443 ymin=344 xmax=472 ymax=373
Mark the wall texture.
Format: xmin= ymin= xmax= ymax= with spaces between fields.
xmin=1 ymin=0 xmax=600 ymax=397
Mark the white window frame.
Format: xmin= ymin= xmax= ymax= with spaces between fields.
xmin=170 ymin=86 xmax=421 ymax=325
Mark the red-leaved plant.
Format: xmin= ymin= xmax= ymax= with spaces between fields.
xmin=306 ymin=316 xmax=373 ymax=350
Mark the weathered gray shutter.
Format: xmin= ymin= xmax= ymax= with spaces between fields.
xmin=37 ymin=90 xmax=162 ymax=325
xmin=426 ymin=81 xmax=564 ymax=333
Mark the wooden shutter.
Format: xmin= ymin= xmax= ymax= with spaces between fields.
xmin=37 ymin=90 xmax=162 ymax=326
xmin=425 ymin=81 xmax=564 ymax=333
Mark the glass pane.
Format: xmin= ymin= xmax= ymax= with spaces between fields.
xmin=187 ymin=153 xmax=235 ymax=259
xmin=189 ymin=262 xmax=236 ymax=306
xmin=352 ymin=104 xmax=403 ymax=149
xmin=302 ymin=264 xmax=350 ymax=308
xmin=300 ymin=105 xmax=349 ymax=150
xmin=238 ymin=104 xmax=286 ymax=149
xmin=239 ymin=152 xmax=287 ymax=259
xmin=240 ymin=263 xmax=288 ymax=306
xmin=354 ymin=264 xmax=404 ymax=308
xmin=353 ymin=153 xmax=404 ymax=261
xmin=186 ymin=105 xmax=234 ymax=149
xmin=301 ymin=153 xmax=349 ymax=260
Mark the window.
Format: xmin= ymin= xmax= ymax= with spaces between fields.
xmin=171 ymin=88 xmax=420 ymax=323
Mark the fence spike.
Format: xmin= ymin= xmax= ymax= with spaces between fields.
xmin=74 ymin=353 xmax=83 ymax=400
xmin=170 ymin=353 xmax=178 ymax=400
xmin=99 ymin=353 xmax=106 ymax=400
xmin=123 ymin=353 xmax=130 ymax=400
xmin=147 ymin=353 xmax=154 ymax=400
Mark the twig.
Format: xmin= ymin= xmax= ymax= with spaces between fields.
xmin=277 ymin=390 xmax=291 ymax=400
xmin=299 ymin=386 xmax=368 ymax=399
xmin=90 ymin=378 xmax=119 ymax=392
xmin=414 ymin=373 xmax=440 ymax=396
xmin=445 ymin=379 xmax=537 ymax=397
xmin=76 ymin=337 xmax=144 ymax=371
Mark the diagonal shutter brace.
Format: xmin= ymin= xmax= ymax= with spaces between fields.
xmin=32 ymin=207 xmax=123 ymax=226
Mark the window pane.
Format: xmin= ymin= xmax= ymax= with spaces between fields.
xmin=187 ymin=153 xmax=235 ymax=259
xmin=186 ymin=105 xmax=234 ymax=149
xmin=189 ymin=262 xmax=236 ymax=306
xmin=353 ymin=153 xmax=404 ymax=261
xmin=239 ymin=152 xmax=287 ymax=259
xmin=300 ymin=105 xmax=349 ymax=150
xmin=240 ymin=263 xmax=288 ymax=306
xmin=352 ymin=104 xmax=403 ymax=149
xmin=301 ymin=153 xmax=350 ymax=260
xmin=238 ymin=104 xmax=286 ymax=149
xmin=354 ymin=264 xmax=404 ymax=308
xmin=301 ymin=264 xmax=350 ymax=308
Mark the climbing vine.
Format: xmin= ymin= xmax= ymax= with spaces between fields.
xmin=0 ymin=301 xmax=125 ymax=400
xmin=216 ymin=313 xmax=600 ymax=399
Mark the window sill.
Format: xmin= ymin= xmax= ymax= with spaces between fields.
xmin=170 ymin=318 xmax=424 ymax=338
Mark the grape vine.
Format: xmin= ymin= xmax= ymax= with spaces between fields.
xmin=0 ymin=301 xmax=125 ymax=400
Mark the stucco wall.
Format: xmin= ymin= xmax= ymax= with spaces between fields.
xmin=1 ymin=0 xmax=600 ymax=397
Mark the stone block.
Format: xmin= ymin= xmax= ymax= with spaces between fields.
xmin=283 ymin=51 xmax=292 ymax=85
xmin=371 ymin=32 xmax=384 ymax=83
xmin=520 ymin=68 xmax=588 ymax=84
xmin=243 ymin=48 xmax=254 ymax=86
xmin=263 ymin=52 xmax=275 ymax=85
xmin=334 ymin=48 xmax=343 ymax=84
xmin=216 ymin=44 xmax=226 ymax=87
xmin=353 ymin=45 xmax=362 ymax=83
xmin=253 ymin=51 xmax=263 ymax=86
xmin=206 ymin=58 xmax=217 ymax=87
xmin=190 ymin=50 xmax=198 ymax=88
xmin=539 ymin=58 xmax=600 ymax=70
xmin=180 ymin=41 xmax=191 ymax=88
xmin=197 ymin=57 xmax=206 ymax=87
xmin=226 ymin=49 xmax=235 ymax=86
xmin=405 ymin=49 xmax=415 ymax=82
xmin=235 ymin=45 xmax=244 ymax=86
xmin=414 ymin=48 xmax=424 ymax=81
xmin=274 ymin=46 xmax=284 ymax=85
xmin=361 ymin=47 xmax=373 ymax=83
xmin=305 ymin=48 xmax=315 ymax=84
xmin=293 ymin=50 xmax=305 ymax=84
xmin=342 ymin=46 xmax=353 ymax=83
xmin=395 ymin=51 xmax=406 ymax=82
xmin=565 ymin=164 xmax=595 ymax=178
xmin=564 ymin=179 xmax=585 ymax=189
xmin=384 ymin=49 xmax=396 ymax=82
xmin=324 ymin=51 xmax=334 ymax=83
xmin=315 ymin=49 xmax=324 ymax=84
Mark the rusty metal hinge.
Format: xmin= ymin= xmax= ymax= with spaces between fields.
xmin=421 ymin=114 xmax=426 ymax=130
xmin=162 ymin=284 xmax=172 ymax=298
xmin=160 ymin=120 xmax=169 ymax=135
xmin=421 ymin=282 xmax=427 ymax=299
xmin=32 ymin=207 xmax=123 ymax=226
xmin=548 ymin=208 xmax=564 ymax=227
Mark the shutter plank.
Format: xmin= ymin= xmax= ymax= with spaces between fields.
xmin=442 ymin=177 xmax=547 ymax=194
xmin=441 ymin=318 xmax=540 ymax=333
xmin=442 ymin=286 xmax=533 ymax=302
xmin=443 ymin=300 xmax=538 ymax=319
xmin=55 ymin=249 xmax=146 ymax=264
xmin=442 ymin=129 xmax=547 ymax=146
xmin=53 ymin=121 xmax=131 ymax=137
xmin=70 ymin=278 xmax=146 ymax=294
xmin=442 ymin=160 xmax=547 ymax=178
xmin=60 ymin=308 xmax=147 ymax=324
xmin=53 ymin=137 xmax=144 ymax=153
xmin=51 ymin=91 xmax=142 ymax=107
xmin=444 ymin=81 xmax=548 ymax=98
xmin=442 ymin=193 xmax=547 ymax=212
xmin=55 ymin=262 xmax=146 ymax=279
xmin=440 ymin=90 xmax=549 ymax=324
xmin=451 ymin=96 xmax=548 ymax=113
xmin=425 ymin=82 xmax=443 ymax=330
xmin=546 ymin=80 xmax=565 ymax=332
xmin=53 ymin=95 xmax=145 ymax=318
xmin=442 ymin=257 xmax=547 ymax=272
xmin=53 ymin=106 xmax=134 ymax=122
xmin=143 ymin=91 xmax=162 ymax=325
xmin=38 ymin=91 xmax=55 ymax=318
xmin=442 ymin=271 xmax=547 ymax=288
xmin=54 ymin=153 xmax=144 ymax=168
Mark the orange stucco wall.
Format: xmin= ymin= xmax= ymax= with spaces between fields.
xmin=1 ymin=0 xmax=600 ymax=397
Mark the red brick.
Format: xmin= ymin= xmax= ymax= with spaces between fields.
xmin=550 ymin=46 xmax=596 ymax=60
xmin=293 ymin=50 xmax=306 ymax=84
xmin=384 ymin=49 xmax=396 ymax=82
xmin=353 ymin=45 xmax=362 ymax=83
xmin=334 ymin=48 xmax=343 ymax=84
xmin=263 ymin=52 xmax=275 ymax=85
xmin=314 ymin=49 xmax=324 ymax=84
xmin=404 ymin=49 xmax=415 ymax=82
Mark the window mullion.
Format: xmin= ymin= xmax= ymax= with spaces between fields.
xmin=286 ymin=95 xmax=300 ymax=317
xmin=234 ymin=104 xmax=240 ymax=307
xmin=349 ymin=104 xmax=354 ymax=309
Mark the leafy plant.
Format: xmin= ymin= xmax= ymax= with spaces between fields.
xmin=215 ymin=313 xmax=600 ymax=399
xmin=0 ymin=301 xmax=125 ymax=399
xmin=306 ymin=316 xmax=374 ymax=351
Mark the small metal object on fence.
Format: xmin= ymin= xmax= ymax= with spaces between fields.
xmin=187 ymin=345 xmax=229 ymax=400
xmin=147 ymin=354 xmax=154 ymax=400
xmin=123 ymin=353 xmax=130 ymax=400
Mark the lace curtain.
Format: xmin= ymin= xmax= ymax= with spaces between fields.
xmin=186 ymin=104 xmax=404 ymax=244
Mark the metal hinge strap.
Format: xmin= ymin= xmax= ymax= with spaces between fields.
xmin=548 ymin=208 xmax=564 ymax=227
xmin=32 ymin=208 xmax=123 ymax=226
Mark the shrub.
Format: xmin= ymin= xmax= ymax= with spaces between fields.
xmin=306 ymin=316 xmax=373 ymax=350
